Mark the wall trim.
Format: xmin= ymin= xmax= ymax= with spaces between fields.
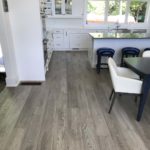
xmin=6 ymin=77 xmax=20 ymax=87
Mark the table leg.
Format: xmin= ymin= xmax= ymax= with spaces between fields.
xmin=137 ymin=76 xmax=150 ymax=121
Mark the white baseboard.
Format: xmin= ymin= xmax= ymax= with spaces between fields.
xmin=6 ymin=77 xmax=20 ymax=87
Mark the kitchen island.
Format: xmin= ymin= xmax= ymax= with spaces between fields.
xmin=88 ymin=32 xmax=150 ymax=68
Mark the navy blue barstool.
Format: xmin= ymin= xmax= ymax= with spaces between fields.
xmin=121 ymin=47 xmax=140 ymax=66
xmin=96 ymin=48 xmax=115 ymax=73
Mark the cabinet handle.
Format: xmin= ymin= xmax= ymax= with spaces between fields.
xmin=66 ymin=32 xmax=67 ymax=36
xmin=56 ymin=31 xmax=60 ymax=33
xmin=56 ymin=37 xmax=61 ymax=39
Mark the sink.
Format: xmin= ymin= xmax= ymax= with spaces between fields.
xmin=111 ymin=28 xmax=131 ymax=33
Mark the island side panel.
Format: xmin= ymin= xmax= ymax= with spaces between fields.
xmin=89 ymin=38 xmax=150 ymax=68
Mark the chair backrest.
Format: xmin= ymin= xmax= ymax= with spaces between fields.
xmin=108 ymin=57 xmax=142 ymax=94
xmin=144 ymin=48 xmax=150 ymax=51
xmin=108 ymin=58 xmax=119 ymax=91
xmin=142 ymin=51 xmax=150 ymax=57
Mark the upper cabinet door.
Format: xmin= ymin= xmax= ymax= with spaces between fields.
xmin=65 ymin=0 xmax=72 ymax=15
xmin=72 ymin=0 xmax=83 ymax=16
xmin=55 ymin=0 xmax=62 ymax=14
xmin=55 ymin=0 xmax=72 ymax=15
xmin=42 ymin=0 xmax=83 ymax=16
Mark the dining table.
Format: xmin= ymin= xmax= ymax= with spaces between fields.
xmin=124 ymin=57 xmax=150 ymax=121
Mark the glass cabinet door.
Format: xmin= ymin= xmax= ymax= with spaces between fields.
xmin=55 ymin=0 xmax=72 ymax=15
xmin=65 ymin=0 xmax=72 ymax=15
xmin=55 ymin=0 xmax=62 ymax=14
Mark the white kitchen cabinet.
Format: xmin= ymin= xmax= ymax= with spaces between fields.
xmin=55 ymin=0 xmax=72 ymax=15
xmin=53 ymin=29 xmax=64 ymax=33
xmin=40 ymin=0 xmax=53 ymax=15
xmin=48 ymin=29 xmax=93 ymax=51
xmin=53 ymin=33 xmax=64 ymax=39
xmin=72 ymin=0 xmax=83 ymax=16
xmin=53 ymin=29 xmax=65 ymax=50
xmin=42 ymin=0 xmax=83 ymax=17
xmin=69 ymin=33 xmax=91 ymax=49
xmin=54 ymin=41 xmax=64 ymax=49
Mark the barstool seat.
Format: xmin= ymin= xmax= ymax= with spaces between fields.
xmin=121 ymin=47 xmax=140 ymax=66
xmin=96 ymin=48 xmax=115 ymax=73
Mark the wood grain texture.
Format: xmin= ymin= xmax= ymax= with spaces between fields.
xmin=0 ymin=51 xmax=150 ymax=150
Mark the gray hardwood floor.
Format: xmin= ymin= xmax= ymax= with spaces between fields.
xmin=0 ymin=51 xmax=150 ymax=150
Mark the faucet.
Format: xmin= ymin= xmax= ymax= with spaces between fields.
xmin=115 ymin=22 xmax=120 ymax=31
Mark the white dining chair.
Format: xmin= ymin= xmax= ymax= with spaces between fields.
xmin=142 ymin=51 xmax=150 ymax=57
xmin=108 ymin=58 xmax=143 ymax=113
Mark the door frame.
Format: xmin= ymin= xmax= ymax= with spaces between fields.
xmin=0 ymin=0 xmax=19 ymax=87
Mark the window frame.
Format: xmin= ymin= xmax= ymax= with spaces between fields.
xmin=84 ymin=0 xmax=150 ymax=28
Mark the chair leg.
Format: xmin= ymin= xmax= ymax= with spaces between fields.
xmin=134 ymin=96 xmax=138 ymax=104
xmin=109 ymin=89 xmax=114 ymax=101
xmin=96 ymin=55 xmax=101 ymax=73
xmin=119 ymin=94 xmax=122 ymax=97
xmin=108 ymin=93 xmax=117 ymax=114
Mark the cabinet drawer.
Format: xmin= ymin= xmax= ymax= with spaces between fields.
xmin=54 ymin=42 xmax=64 ymax=49
xmin=53 ymin=34 xmax=64 ymax=40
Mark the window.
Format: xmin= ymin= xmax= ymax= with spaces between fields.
xmin=86 ymin=0 xmax=105 ymax=25
xmin=108 ymin=0 xmax=127 ymax=23
xmin=85 ymin=0 xmax=149 ymax=25
xmin=128 ymin=0 xmax=147 ymax=23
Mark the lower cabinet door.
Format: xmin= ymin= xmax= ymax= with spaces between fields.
xmin=70 ymin=34 xmax=91 ymax=49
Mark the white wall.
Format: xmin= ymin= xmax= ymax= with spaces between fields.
xmin=8 ymin=0 xmax=45 ymax=82
xmin=0 ymin=1 xmax=19 ymax=86
xmin=46 ymin=18 xmax=83 ymax=29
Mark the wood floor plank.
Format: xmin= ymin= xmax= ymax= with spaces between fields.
xmin=0 ymin=51 xmax=150 ymax=150
xmin=0 ymin=86 xmax=32 ymax=150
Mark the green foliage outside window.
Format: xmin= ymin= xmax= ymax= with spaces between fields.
xmin=109 ymin=0 xmax=119 ymax=15
xmin=130 ymin=0 xmax=147 ymax=22
xmin=87 ymin=0 xmax=148 ymax=23
xmin=109 ymin=0 xmax=126 ymax=15
xmin=87 ymin=2 xmax=96 ymax=13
